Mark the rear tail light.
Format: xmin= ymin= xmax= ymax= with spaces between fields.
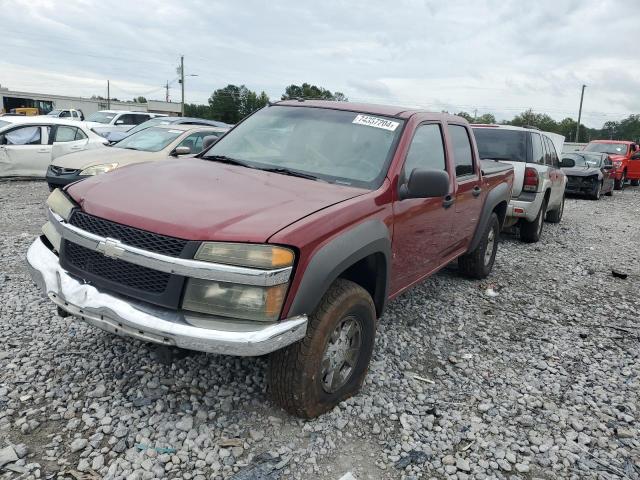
xmin=523 ymin=167 xmax=539 ymax=192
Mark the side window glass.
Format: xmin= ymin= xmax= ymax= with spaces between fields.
xmin=177 ymin=132 xmax=209 ymax=153
xmin=75 ymin=128 xmax=88 ymax=140
xmin=4 ymin=126 xmax=42 ymax=145
xmin=59 ymin=111 xmax=70 ymax=118
xmin=544 ymin=136 xmax=559 ymax=167
xmin=449 ymin=125 xmax=474 ymax=177
xmin=54 ymin=126 xmax=78 ymax=142
xmin=131 ymin=114 xmax=149 ymax=125
xmin=531 ymin=133 xmax=544 ymax=164
xmin=402 ymin=124 xmax=446 ymax=178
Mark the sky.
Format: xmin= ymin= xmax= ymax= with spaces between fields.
xmin=1 ymin=0 xmax=638 ymax=128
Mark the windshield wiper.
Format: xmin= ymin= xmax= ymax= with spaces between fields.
xmin=205 ymin=155 xmax=253 ymax=168
xmin=259 ymin=167 xmax=319 ymax=181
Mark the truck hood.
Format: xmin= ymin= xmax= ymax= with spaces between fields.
xmin=52 ymin=147 xmax=158 ymax=170
xmin=65 ymin=158 xmax=367 ymax=242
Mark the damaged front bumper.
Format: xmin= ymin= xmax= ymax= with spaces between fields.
xmin=26 ymin=236 xmax=307 ymax=356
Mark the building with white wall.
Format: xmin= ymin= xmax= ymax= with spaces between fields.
xmin=0 ymin=85 xmax=181 ymax=117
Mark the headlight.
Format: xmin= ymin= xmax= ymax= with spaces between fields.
xmin=79 ymin=163 xmax=119 ymax=176
xmin=46 ymin=188 xmax=76 ymax=221
xmin=195 ymin=242 xmax=294 ymax=269
xmin=183 ymin=279 xmax=287 ymax=321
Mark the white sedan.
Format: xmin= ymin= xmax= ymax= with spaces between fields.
xmin=0 ymin=117 xmax=108 ymax=178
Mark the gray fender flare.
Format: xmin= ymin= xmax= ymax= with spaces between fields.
xmin=288 ymin=220 xmax=391 ymax=318
xmin=467 ymin=182 xmax=510 ymax=253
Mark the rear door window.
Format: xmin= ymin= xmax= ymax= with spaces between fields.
xmin=450 ymin=125 xmax=475 ymax=177
xmin=53 ymin=126 xmax=78 ymax=142
xmin=472 ymin=128 xmax=527 ymax=162
xmin=531 ymin=133 xmax=544 ymax=164
xmin=543 ymin=136 xmax=559 ymax=168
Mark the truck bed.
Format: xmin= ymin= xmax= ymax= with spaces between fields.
xmin=480 ymin=159 xmax=513 ymax=176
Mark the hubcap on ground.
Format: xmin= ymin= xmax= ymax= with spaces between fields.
xmin=321 ymin=316 xmax=362 ymax=393
xmin=484 ymin=228 xmax=495 ymax=266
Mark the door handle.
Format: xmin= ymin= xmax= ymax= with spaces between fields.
xmin=442 ymin=194 xmax=454 ymax=208
xmin=472 ymin=186 xmax=482 ymax=197
xmin=37 ymin=149 xmax=49 ymax=153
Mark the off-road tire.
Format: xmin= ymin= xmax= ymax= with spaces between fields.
xmin=520 ymin=198 xmax=548 ymax=243
xmin=269 ymin=279 xmax=376 ymax=418
xmin=458 ymin=213 xmax=500 ymax=279
xmin=546 ymin=195 xmax=564 ymax=223
xmin=614 ymin=172 xmax=626 ymax=190
xmin=589 ymin=181 xmax=602 ymax=200
xmin=631 ymin=179 xmax=640 ymax=186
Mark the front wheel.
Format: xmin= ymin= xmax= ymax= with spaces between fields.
xmin=458 ymin=212 xmax=500 ymax=279
xmin=614 ymin=171 xmax=626 ymax=190
xmin=269 ymin=279 xmax=376 ymax=418
xmin=590 ymin=181 xmax=602 ymax=200
xmin=520 ymin=198 xmax=548 ymax=243
xmin=631 ymin=179 xmax=640 ymax=186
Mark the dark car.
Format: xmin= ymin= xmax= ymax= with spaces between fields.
xmin=561 ymin=152 xmax=615 ymax=199
xmin=105 ymin=117 xmax=232 ymax=143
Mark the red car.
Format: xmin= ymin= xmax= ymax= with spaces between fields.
xmin=28 ymin=101 xmax=514 ymax=417
xmin=583 ymin=140 xmax=640 ymax=188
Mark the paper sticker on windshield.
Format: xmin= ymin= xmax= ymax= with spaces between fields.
xmin=352 ymin=114 xmax=399 ymax=131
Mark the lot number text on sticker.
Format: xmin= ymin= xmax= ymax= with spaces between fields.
xmin=352 ymin=114 xmax=399 ymax=131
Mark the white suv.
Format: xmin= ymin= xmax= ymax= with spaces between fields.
xmin=472 ymin=125 xmax=567 ymax=242
xmin=85 ymin=110 xmax=167 ymax=136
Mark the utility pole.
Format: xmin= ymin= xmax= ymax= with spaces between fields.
xmin=107 ymin=80 xmax=111 ymax=109
xmin=180 ymin=55 xmax=185 ymax=116
xmin=575 ymin=84 xmax=586 ymax=143
xmin=165 ymin=81 xmax=170 ymax=102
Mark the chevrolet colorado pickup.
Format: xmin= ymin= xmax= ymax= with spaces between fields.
xmin=583 ymin=140 xmax=640 ymax=188
xmin=27 ymin=101 xmax=514 ymax=417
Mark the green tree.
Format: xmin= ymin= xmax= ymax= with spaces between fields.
xmin=508 ymin=109 xmax=558 ymax=132
xmin=208 ymin=85 xmax=270 ymax=123
xmin=281 ymin=83 xmax=348 ymax=101
xmin=133 ymin=96 xmax=147 ymax=103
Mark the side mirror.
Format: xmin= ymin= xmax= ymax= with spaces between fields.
xmin=399 ymin=169 xmax=449 ymax=200
xmin=631 ymin=152 xmax=640 ymax=160
xmin=172 ymin=146 xmax=191 ymax=156
xmin=602 ymin=164 xmax=613 ymax=170
xmin=560 ymin=158 xmax=575 ymax=168
xmin=202 ymin=135 xmax=219 ymax=150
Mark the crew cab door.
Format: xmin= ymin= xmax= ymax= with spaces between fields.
xmin=391 ymin=123 xmax=454 ymax=292
xmin=0 ymin=125 xmax=51 ymax=177
xmin=628 ymin=143 xmax=640 ymax=180
xmin=449 ymin=124 xmax=484 ymax=250
xmin=51 ymin=125 xmax=90 ymax=160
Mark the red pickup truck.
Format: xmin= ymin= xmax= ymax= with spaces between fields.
xmin=583 ymin=140 xmax=640 ymax=188
xmin=27 ymin=101 xmax=514 ymax=417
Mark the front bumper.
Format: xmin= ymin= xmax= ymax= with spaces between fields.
xmin=565 ymin=177 xmax=597 ymax=196
xmin=26 ymin=237 xmax=308 ymax=356
xmin=45 ymin=166 xmax=84 ymax=191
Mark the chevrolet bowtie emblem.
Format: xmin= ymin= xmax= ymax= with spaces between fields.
xmin=97 ymin=238 xmax=125 ymax=259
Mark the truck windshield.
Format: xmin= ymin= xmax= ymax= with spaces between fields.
xmin=86 ymin=112 xmax=117 ymax=124
xmin=46 ymin=110 xmax=63 ymax=116
xmin=584 ymin=143 xmax=628 ymax=155
xmin=126 ymin=117 xmax=173 ymax=135
xmin=114 ymin=127 xmax=183 ymax=152
xmin=473 ymin=128 xmax=528 ymax=162
xmin=203 ymin=105 xmax=404 ymax=188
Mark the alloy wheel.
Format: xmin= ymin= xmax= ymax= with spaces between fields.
xmin=321 ymin=315 xmax=362 ymax=393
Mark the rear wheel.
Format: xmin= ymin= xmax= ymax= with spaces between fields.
xmin=546 ymin=195 xmax=564 ymax=223
xmin=269 ymin=279 xmax=376 ymax=418
xmin=631 ymin=179 xmax=640 ymax=186
xmin=520 ymin=198 xmax=547 ymax=243
xmin=614 ymin=171 xmax=626 ymax=190
xmin=458 ymin=213 xmax=500 ymax=279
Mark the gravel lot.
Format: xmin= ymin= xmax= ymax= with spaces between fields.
xmin=1 ymin=180 xmax=639 ymax=480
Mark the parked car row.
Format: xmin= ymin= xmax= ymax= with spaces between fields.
xmin=21 ymin=100 xmax=640 ymax=418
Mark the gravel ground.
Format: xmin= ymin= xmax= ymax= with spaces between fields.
xmin=1 ymin=180 xmax=639 ymax=480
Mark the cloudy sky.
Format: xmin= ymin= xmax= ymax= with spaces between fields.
xmin=1 ymin=0 xmax=638 ymax=127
